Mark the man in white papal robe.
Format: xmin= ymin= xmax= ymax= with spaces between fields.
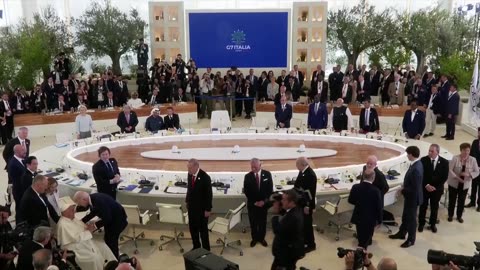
xmin=56 ymin=196 xmax=116 ymax=270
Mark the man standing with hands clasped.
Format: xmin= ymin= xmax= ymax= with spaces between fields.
xmin=243 ymin=158 xmax=273 ymax=248
xmin=186 ymin=159 xmax=212 ymax=251
xmin=294 ymin=157 xmax=317 ymax=253
xmin=92 ymin=146 xmax=121 ymax=199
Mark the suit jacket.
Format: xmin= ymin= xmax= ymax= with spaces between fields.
xmin=349 ymin=181 xmax=383 ymax=226
xmin=275 ymin=103 xmax=292 ymax=128
xmin=146 ymin=94 xmax=161 ymax=105
xmin=272 ymin=207 xmax=304 ymax=260
xmin=18 ymin=187 xmax=59 ymax=227
xmin=103 ymin=97 xmax=119 ymax=108
xmin=81 ymin=192 xmax=128 ymax=232
xmin=308 ymin=81 xmax=328 ymax=102
xmin=276 ymin=76 xmax=288 ymax=87
xmin=310 ymin=70 xmax=325 ymax=82
xmin=359 ymin=107 xmax=380 ymax=132
xmin=420 ymin=155 xmax=449 ymax=193
xmin=174 ymin=94 xmax=187 ymax=102
xmin=186 ymin=169 xmax=213 ymax=213
xmin=0 ymin=100 xmax=13 ymax=120
xmin=114 ymin=81 xmax=129 ymax=105
xmin=11 ymin=94 xmax=28 ymax=113
xmin=16 ymin=239 xmax=43 ymax=270
xmin=356 ymin=80 xmax=371 ymax=102
xmin=402 ymin=160 xmax=424 ymax=206
xmin=116 ymin=111 xmax=139 ymax=133
xmin=3 ymin=137 xmax=30 ymax=168
xmin=307 ymin=102 xmax=327 ymax=130
xmin=470 ymin=139 xmax=480 ymax=167
xmin=164 ymin=113 xmax=180 ymax=129
xmin=427 ymin=92 xmax=443 ymax=115
xmin=7 ymin=157 xmax=24 ymax=197
xmin=388 ymin=82 xmax=405 ymax=105
xmin=402 ymin=110 xmax=425 ymax=139
xmin=440 ymin=81 xmax=451 ymax=105
xmin=243 ymin=170 xmax=273 ymax=207
xmin=92 ymin=158 xmax=120 ymax=197
xmin=340 ymin=84 xmax=353 ymax=104
xmin=294 ymin=166 xmax=317 ymax=209
xmin=20 ymin=169 xmax=36 ymax=201
xmin=245 ymin=75 xmax=258 ymax=92
xmin=446 ymin=92 xmax=460 ymax=116
xmin=361 ymin=166 xmax=389 ymax=196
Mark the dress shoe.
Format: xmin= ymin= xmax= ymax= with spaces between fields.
xmin=465 ymin=202 xmax=475 ymax=208
xmin=400 ymin=240 xmax=414 ymax=248
xmin=457 ymin=217 xmax=464 ymax=223
xmin=441 ymin=135 xmax=448 ymax=138
xmin=388 ymin=232 xmax=405 ymax=240
xmin=245 ymin=115 xmax=251 ymax=119
xmin=304 ymin=245 xmax=316 ymax=253
xmin=430 ymin=225 xmax=438 ymax=233
xmin=418 ymin=225 xmax=424 ymax=232
xmin=250 ymin=240 xmax=257 ymax=247
xmin=446 ymin=137 xmax=454 ymax=140
xmin=428 ymin=133 xmax=434 ymax=136
xmin=448 ymin=216 xmax=453 ymax=222
xmin=260 ymin=240 xmax=268 ymax=247
xmin=423 ymin=134 xmax=430 ymax=138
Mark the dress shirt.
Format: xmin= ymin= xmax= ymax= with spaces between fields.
xmin=317 ymin=82 xmax=323 ymax=94
xmin=428 ymin=93 xmax=436 ymax=109
xmin=342 ymin=84 xmax=348 ymax=97
xmin=3 ymin=100 xmax=9 ymax=111
xmin=410 ymin=109 xmax=417 ymax=122
xmin=395 ymin=82 xmax=400 ymax=95
xmin=14 ymin=155 xmax=24 ymax=166
xmin=314 ymin=102 xmax=320 ymax=114
xmin=364 ymin=108 xmax=370 ymax=126
xmin=448 ymin=91 xmax=457 ymax=100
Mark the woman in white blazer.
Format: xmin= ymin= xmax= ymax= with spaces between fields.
xmin=447 ymin=142 xmax=480 ymax=223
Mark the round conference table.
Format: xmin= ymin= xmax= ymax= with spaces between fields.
xmin=34 ymin=129 xmax=452 ymax=213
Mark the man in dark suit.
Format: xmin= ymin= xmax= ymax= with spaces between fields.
xmin=246 ymin=68 xmax=258 ymax=98
xmin=164 ymin=106 xmax=181 ymax=129
xmin=104 ymin=91 xmax=119 ymax=108
xmin=349 ymin=169 xmax=382 ymax=249
xmin=443 ymin=83 xmax=460 ymax=140
xmin=243 ymin=158 xmax=273 ymax=247
xmin=186 ymin=159 xmax=212 ymax=251
xmin=117 ymin=105 xmax=139 ymax=133
xmin=369 ymin=66 xmax=381 ymax=96
xmin=147 ymin=87 xmax=162 ymax=106
xmin=276 ymin=70 xmax=288 ymax=87
xmin=381 ymin=69 xmax=394 ymax=105
xmin=294 ymin=157 xmax=317 ymax=253
xmin=307 ymin=95 xmax=328 ymax=130
xmin=18 ymin=174 xmax=59 ymax=227
xmin=340 ymin=77 xmax=353 ymax=104
xmin=3 ymin=127 xmax=30 ymax=169
xmin=308 ymin=74 xmax=328 ymax=103
xmin=271 ymin=189 xmax=304 ymax=270
xmin=423 ymin=85 xmax=442 ymax=137
xmin=52 ymin=95 xmax=70 ymax=112
xmin=467 ymin=127 xmax=480 ymax=211
xmin=275 ymin=96 xmax=292 ymax=128
xmin=20 ymin=156 xmax=38 ymax=201
xmin=74 ymin=191 xmax=128 ymax=259
xmin=0 ymin=93 xmax=14 ymax=143
xmin=16 ymin=226 xmax=52 ymax=270
xmin=114 ymin=75 xmax=129 ymax=106
xmin=389 ymin=146 xmax=423 ymax=248
xmin=92 ymin=146 xmax=121 ymax=199
xmin=8 ymin=144 xmax=26 ymax=217
xmin=356 ymin=75 xmax=370 ymax=102
xmin=286 ymin=77 xmax=300 ymax=101
xmin=359 ymin=99 xmax=380 ymax=133
xmin=402 ymin=99 xmax=425 ymax=140
xmin=361 ymin=155 xmax=389 ymax=196
xmin=438 ymin=75 xmax=451 ymax=112
xmin=310 ymin=65 xmax=325 ymax=89
xmin=293 ymin=65 xmax=304 ymax=88
xmin=418 ymin=144 xmax=449 ymax=233
xmin=174 ymin=88 xmax=188 ymax=102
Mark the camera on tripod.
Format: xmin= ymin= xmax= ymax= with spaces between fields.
xmin=337 ymin=247 xmax=368 ymax=270
xmin=428 ymin=242 xmax=480 ymax=270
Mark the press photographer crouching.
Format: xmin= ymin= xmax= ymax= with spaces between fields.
xmin=271 ymin=189 xmax=305 ymax=270
xmin=342 ymin=249 xmax=397 ymax=270
xmin=0 ymin=206 xmax=17 ymax=270
xmin=103 ymin=254 xmax=143 ymax=270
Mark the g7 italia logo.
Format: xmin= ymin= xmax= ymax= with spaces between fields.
xmin=226 ymin=30 xmax=251 ymax=52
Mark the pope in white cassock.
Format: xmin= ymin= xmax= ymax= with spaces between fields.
xmin=56 ymin=196 xmax=116 ymax=270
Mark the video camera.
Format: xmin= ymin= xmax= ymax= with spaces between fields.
xmin=337 ymin=247 xmax=368 ymax=270
xmin=119 ymin=253 xmax=138 ymax=269
xmin=0 ymin=221 xmax=32 ymax=250
xmin=428 ymin=242 xmax=480 ymax=270
xmin=269 ymin=187 xmax=312 ymax=209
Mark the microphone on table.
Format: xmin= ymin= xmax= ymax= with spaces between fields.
xmin=136 ymin=173 xmax=153 ymax=186
xmin=174 ymin=175 xmax=187 ymax=187
xmin=66 ymin=165 xmax=89 ymax=180
xmin=42 ymin=159 xmax=65 ymax=173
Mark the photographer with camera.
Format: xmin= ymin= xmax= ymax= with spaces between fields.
xmin=344 ymin=250 xmax=397 ymax=270
xmin=199 ymin=73 xmax=214 ymax=119
xmin=271 ymin=189 xmax=304 ymax=270
xmin=172 ymin=54 xmax=187 ymax=83
xmin=294 ymin=157 xmax=317 ymax=253
xmin=0 ymin=205 xmax=16 ymax=270
xmin=104 ymin=254 xmax=143 ymax=270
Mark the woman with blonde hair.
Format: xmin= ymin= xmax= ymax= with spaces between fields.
xmin=75 ymin=105 xmax=94 ymax=139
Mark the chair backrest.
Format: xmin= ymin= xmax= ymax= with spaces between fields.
xmin=227 ymin=202 xmax=246 ymax=230
xmin=123 ymin=204 xmax=142 ymax=225
xmin=384 ymin=185 xmax=401 ymax=207
xmin=336 ymin=194 xmax=354 ymax=214
xmin=156 ymin=203 xmax=187 ymax=225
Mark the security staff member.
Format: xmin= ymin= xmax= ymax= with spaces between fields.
xmin=243 ymin=158 xmax=273 ymax=248
xmin=294 ymin=157 xmax=317 ymax=253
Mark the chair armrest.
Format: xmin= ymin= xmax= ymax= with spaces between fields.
xmin=139 ymin=210 xmax=151 ymax=225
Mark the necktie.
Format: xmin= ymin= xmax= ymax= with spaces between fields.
xmin=21 ymin=140 xmax=25 ymax=147
xmin=365 ymin=109 xmax=370 ymax=126
xmin=106 ymin=161 xmax=113 ymax=172
xmin=4 ymin=101 xmax=9 ymax=111
xmin=109 ymin=99 xmax=113 ymax=106
xmin=255 ymin=173 xmax=260 ymax=189
xmin=151 ymin=95 xmax=155 ymax=104
xmin=432 ymin=159 xmax=435 ymax=170
xmin=191 ymin=175 xmax=196 ymax=188
xmin=315 ymin=103 xmax=319 ymax=114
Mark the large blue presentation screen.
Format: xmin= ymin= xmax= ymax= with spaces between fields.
xmin=188 ymin=12 xmax=288 ymax=68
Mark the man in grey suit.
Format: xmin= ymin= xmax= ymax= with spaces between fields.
xmin=389 ymin=146 xmax=423 ymax=248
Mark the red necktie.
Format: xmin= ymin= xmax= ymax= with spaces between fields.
xmin=191 ymin=175 xmax=196 ymax=188
xmin=255 ymin=173 xmax=260 ymax=189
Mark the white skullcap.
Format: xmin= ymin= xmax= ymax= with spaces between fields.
xmin=58 ymin=196 xmax=76 ymax=213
